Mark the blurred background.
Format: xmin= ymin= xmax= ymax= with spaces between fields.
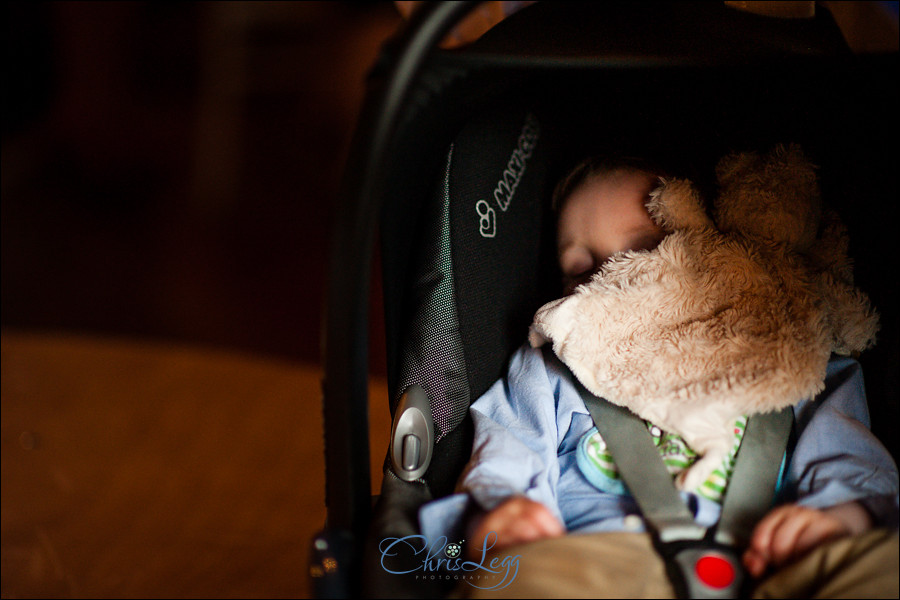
xmin=3 ymin=3 xmax=406 ymax=597
xmin=3 ymin=1 xmax=406 ymax=374
xmin=3 ymin=1 xmax=898 ymax=373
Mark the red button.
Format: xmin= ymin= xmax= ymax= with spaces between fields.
xmin=695 ymin=554 xmax=735 ymax=589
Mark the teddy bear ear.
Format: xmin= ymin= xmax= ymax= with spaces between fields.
xmin=714 ymin=144 xmax=821 ymax=250
xmin=529 ymin=295 xmax=577 ymax=348
xmin=646 ymin=178 xmax=714 ymax=232
xmin=826 ymin=284 xmax=880 ymax=356
xmin=527 ymin=322 xmax=551 ymax=347
xmin=715 ymin=150 xmax=760 ymax=188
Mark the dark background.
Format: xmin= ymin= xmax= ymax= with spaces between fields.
xmin=3 ymin=1 xmax=898 ymax=373
xmin=3 ymin=1 xmax=403 ymax=374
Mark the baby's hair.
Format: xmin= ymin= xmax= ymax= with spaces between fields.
xmin=552 ymin=155 xmax=669 ymax=211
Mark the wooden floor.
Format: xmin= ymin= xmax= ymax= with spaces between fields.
xmin=1 ymin=331 xmax=393 ymax=598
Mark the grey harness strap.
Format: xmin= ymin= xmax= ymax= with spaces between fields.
xmin=715 ymin=409 xmax=793 ymax=547
xmin=581 ymin=396 xmax=707 ymax=543
xmin=576 ymin=383 xmax=793 ymax=599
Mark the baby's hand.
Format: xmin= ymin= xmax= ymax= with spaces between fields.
xmin=467 ymin=496 xmax=564 ymax=558
xmin=743 ymin=501 xmax=872 ymax=578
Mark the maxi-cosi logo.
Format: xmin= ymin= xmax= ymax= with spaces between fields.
xmin=476 ymin=113 xmax=540 ymax=239
xmin=379 ymin=533 xmax=520 ymax=590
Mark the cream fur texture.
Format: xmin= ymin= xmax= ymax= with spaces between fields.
xmin=529 ymin=145 xmax=879 ymax=491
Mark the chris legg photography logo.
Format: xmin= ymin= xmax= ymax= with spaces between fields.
xmin=378 ymin=533 xmax=520 ymax=590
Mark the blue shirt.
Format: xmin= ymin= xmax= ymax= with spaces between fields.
xmin=420 ymin=346 xmax=899 ymax=541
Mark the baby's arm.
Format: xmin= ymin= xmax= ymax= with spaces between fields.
xmin=466 ymin=496 xmax=565 ymax=558
xmin=442 ymin=347 xmax=569 ymax=555
xmin=743 ymin=357 xmax=896 ymax=577
xmin=743 ymin=500 xmax=872 ymax=577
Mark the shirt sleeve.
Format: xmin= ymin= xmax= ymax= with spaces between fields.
xmin=418 ymin=346 xmax=566 ymax=541
xmin=789 ymin=356 xmax=900 ymax=528
xmin=460 ymin=347 xmax=565 ymax=516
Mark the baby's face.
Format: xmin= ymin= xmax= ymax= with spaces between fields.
xmin=557 ymin=169 xmax=666 ymax=293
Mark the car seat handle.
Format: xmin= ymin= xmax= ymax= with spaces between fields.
xmin=323 ymin=0 xmax=483 ymax=537
xmin=390 ymin=386 xmax=435 ymax=481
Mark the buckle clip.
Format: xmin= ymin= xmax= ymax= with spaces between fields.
xmin=660 ymin=540 xmax=748 ymax=599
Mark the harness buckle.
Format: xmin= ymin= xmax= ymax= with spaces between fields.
xmin=659 ymin=539 xmax=748 ymax=599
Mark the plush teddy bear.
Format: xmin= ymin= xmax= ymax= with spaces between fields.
xmin=528 ymin=144 xmax=879 ymax=492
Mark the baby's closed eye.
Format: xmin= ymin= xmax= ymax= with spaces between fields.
xmin=559 ymin=246 xmax=597 ymax=280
